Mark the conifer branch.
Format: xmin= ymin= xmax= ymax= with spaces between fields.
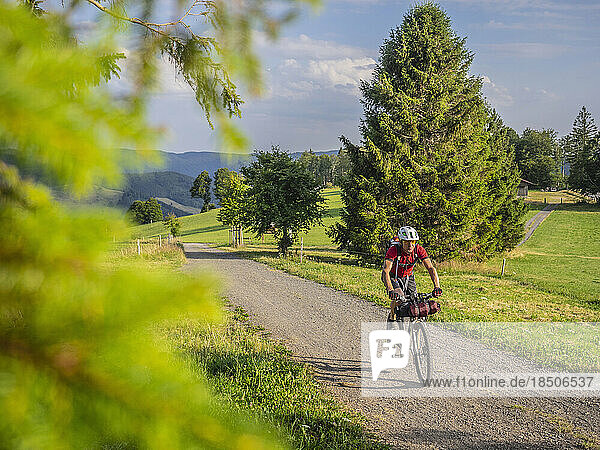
xmin=85 ymin=0 xmax=213 ymax=42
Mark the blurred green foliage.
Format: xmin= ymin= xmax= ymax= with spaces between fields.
xmin=0 ymin=0 xmax=318 ymax=447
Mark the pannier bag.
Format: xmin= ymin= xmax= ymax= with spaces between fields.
xmin=398 ymin=300 xmax=441 ymax=318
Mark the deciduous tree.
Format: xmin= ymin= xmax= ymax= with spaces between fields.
xmin=164 ymin=213 xmax=181 ymax=237
xmin=213 ymin=167 xmax=233 ymax=204
xmin=514 ymin=128 xmax=561 ymax=189
xmin=127 ymin=197 xmax=163 ymax=224
xmin=216 ymin=171 xmax=249 ymax=246
xmin=190 ymin=170 xmax=212 ymax=211
xmin=242 ymin=148 xmax=325 ymax=254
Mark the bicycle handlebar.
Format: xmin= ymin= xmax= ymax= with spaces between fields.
xmin=411 ymin=291 xmax=434 ymax=302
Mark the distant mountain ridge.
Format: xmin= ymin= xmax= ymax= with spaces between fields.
xmin=122 ymin=149 xmax=339 ymax=177
xmin=3 ymin=148 xmax=340 ymax=217
xmin=117 ymin=171 xmax=203 ymax=210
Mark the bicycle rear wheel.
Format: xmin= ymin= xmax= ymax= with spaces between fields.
xmin=412 ymin=321 xmax=432 ymax=384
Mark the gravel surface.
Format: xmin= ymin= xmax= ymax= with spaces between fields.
xmin=183 ymin=243 xmax=600 ymax=449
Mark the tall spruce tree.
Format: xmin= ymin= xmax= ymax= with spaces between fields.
xmin=566 ymin=106 xmax=599 ymax=195
xmin=329 ymin=3 xmax=524 ymax=262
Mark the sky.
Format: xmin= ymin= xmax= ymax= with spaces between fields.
xmin=85 ymin=0 xmax=600 ymax=153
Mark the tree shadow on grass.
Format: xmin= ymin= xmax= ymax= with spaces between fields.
xmin=557 ymin=202 xmax=600 ymax=212
xmin=525 ymin=201 xmax=547 ymax=212
xmin=325 ymin=207 xmax=343 ymax=218
xmin=295 ymin=355 xmax=363 ymax=388
xmin=184 ymin=248 xmax=241 ymax=261
xmin=180 ymin=224 xmax=228 ymax=236
xmin=322 ymin=189 xmax=341 ymax=198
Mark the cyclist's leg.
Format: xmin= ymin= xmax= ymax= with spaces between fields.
xmin=388 ymin=278 xmax=400 ymax=320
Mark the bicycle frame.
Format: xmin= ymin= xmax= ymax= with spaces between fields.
xmin=391 ymin=292 xmax=435 ymax=383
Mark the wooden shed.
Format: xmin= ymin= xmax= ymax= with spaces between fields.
xmin=517 ymin=179 xmax=535 ymax=197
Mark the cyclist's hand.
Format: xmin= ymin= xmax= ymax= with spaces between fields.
xmin=432 ymin=287 xmax=442 ymax=298
xmin=389 ymin=290 xmax=400 ymax=301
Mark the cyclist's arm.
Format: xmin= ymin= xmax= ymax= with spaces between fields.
xmin=422 ymin=257 xmax=440 ymax=289
xmin=381 ymin=258 xmax=397 ymax=293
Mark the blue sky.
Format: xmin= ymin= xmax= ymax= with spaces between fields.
xmin=133 ymin=1 xmax=600 ymax=153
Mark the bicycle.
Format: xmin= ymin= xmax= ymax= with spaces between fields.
xmin=387 ymin=292 xmax=436 ymax=384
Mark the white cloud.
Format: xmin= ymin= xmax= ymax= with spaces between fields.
xmin=108 ymin=48 xmax=194 ymax=96
xmin=448 ymin=0 xmax=600 ymax=12
xmin=521 ymin=86 xmax=560 ymax=102
xmin=257 ymin=33 xmax=377 ymax=99
xmin=482 ymin=76 xmax=559 ymax=109
xmin=483 ymin=18 xmax=575 ymax=31
xmin=155 ymin=56 xmax=192 ymax=95
xmin=481 ymin=75 xmax=514 ymax=107
xmin=307 ymin=57 xmax=376 ymax=92
xmin=283 ymin=59 xmax=300 ymax=68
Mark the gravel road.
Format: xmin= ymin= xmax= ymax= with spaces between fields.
xmin=182 ymin=243 xmax=600 ymax=449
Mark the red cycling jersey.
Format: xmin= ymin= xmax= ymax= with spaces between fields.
xmin=385 ymin=244 xmax=428 ymax=279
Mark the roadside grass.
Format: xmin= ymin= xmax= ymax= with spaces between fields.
xmin=232 ymin=247 xmax=600 ymax=371
xmin=104 ymin=239 xmax=186 ymax=269
xmin=438 ymin=322 xmax=600 ymax=372
xmin=234 ymin=246 xmax=600 ymax=322
xmin=166 ymin=311 xmax=387 ymax=450
xmin=106 ymin=240 xmax=384 ymax=449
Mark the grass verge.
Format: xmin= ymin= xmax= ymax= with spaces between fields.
xmin=104 ymin=239 xmax=187 ymax=269
xmin=107 ymin=241 xmax=385 ymax=449
xmin=166 ymin=307 xmax=387 ymax=450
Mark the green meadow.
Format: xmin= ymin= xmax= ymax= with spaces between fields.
xmin=130 ymin=187 xmax=345 ymax=248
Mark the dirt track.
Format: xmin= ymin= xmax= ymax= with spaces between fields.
xmin=182 ymin=243 xmax=600 ymax=449
xmin=518 ymin=204 xmax=557 ymax=246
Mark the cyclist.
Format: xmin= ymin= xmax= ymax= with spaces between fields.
xmin=382 ymin=226 xmax=442 ymax=321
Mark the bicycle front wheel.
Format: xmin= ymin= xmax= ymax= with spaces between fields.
xmin=412 ymin=321 xmax=432 ymax=384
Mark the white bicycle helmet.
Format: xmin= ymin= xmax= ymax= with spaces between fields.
xmin=397 ymin=226 xmax=419 ymax=241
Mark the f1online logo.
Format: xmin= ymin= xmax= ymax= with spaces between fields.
xmin=369 ymin=330 xmax=411 ymax=381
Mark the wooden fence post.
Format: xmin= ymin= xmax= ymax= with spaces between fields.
xmin=501 ymin=258 xmax=506 ymax=276
xmin=300 ymin=236 xmax=304 ymax=263
xmin=137 ymin=239 xmax=141 ymax=255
